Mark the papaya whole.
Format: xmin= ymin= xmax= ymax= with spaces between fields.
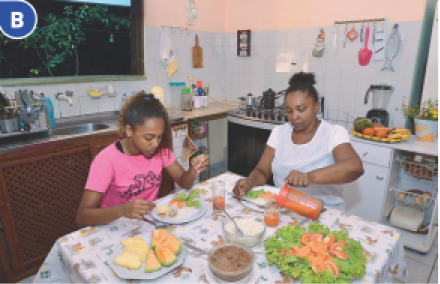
xmin=354 ymin=117 xmax=372 ymax=133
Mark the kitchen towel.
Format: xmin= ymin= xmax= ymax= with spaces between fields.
xmin=160 ymin=29 xmax=178 ymax=78
xmin=374 ymin=27 xmax=386 ymax=61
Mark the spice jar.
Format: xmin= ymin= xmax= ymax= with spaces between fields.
xmin=276 ymin=185 xmax=324 ymax=220
xmin=180 ymin=88 xmax=192 ymax=111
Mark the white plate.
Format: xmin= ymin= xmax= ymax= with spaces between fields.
xmin=151 ymin=193 xmax=206 ymax=224
xmin=205 ymin=262 xmax=260 ymax=283
xmin=108 ymin=233 xmax=187 ymax=280
xmin=241 ymin=185 xmax=286 ymax=213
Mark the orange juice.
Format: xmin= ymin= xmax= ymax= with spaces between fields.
xmin=213 ymin=196 xmax=225 ymax=211
xmin=264 ymin=211 xmax=280 ymax=227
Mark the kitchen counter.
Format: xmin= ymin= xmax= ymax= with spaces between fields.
xmin=351 ymin=134 xmax=438 ymax=156
xmin=0 ymin=101 xmax=239 ymax=155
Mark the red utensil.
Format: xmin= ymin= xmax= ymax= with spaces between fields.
xmin=358 ymin=26 xmax=372 ymax=66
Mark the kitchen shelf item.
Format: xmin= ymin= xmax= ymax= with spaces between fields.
xmin=398 ymin=155 xmax=438 ymax=180
xmin=393 ymin=188 xmax=436 ymax=210
xmin=0 ymin=101 xmax=51 ymax=138
xmin=192 ymin=34 xmax=204 ymax=68
xmin=350 ymin=129 xmax=410 ymax=143
xmin=237 ymin=30 xmax=251 ymax=57
xmin=182 ymin=134 xmax=198 ymax=163
xmin=358 ymin=25 xmax=372 ymax=66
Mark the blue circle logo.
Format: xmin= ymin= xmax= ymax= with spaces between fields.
xmin=0 ymin=0 xmax=38 ymax=39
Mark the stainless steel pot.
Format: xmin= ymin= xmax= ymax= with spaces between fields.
xmin=0 ymin=117 xmax=19 ymax=133
xmin=239 ymin=93 xmax=260 ymax=108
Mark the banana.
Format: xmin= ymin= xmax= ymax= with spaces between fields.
xmin=392 ymin=128 xmax=411 ymax=133
xmin=401 ymin=134 xmax=411 ymax=139
xmin=387 ymin=134 xmax=402 ymax=139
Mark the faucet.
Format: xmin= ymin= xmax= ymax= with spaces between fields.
xmin=55 ymin=90 xmax=73 ymax=106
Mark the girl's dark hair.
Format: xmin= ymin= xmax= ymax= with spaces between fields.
xmin=117 ymin=92 xmax=172 ymax=151
xmin=286 ymin=72 xmax=319 ymax=102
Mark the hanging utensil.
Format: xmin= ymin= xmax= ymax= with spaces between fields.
xmin=346 ymin=24 xmax=358 ymax=42
xmin=382 ymin=24 xmax=402 ymax=71
xmin=342 ymin=25 xmax=348 ymax=48
xmin=192 ymin=34 xmax=204 ymax=68
xmin=358 ymin=26 xmax=372 ymax=66
xmin=359 ymin=23 xmax=364 ymax=50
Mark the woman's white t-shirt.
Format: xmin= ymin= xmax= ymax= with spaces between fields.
xmin=267 ymin=120 xmax=350 ymax=210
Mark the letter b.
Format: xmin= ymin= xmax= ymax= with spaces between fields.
xmin=11 ymin=12 xmax=24 ymax=28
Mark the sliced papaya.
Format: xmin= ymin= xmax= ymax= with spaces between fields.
xmin=155 ymin=244 xmax=177 ymax=267
xmin=164 ymin=234 xmax=182 ymax=256
xmin=151 ymin=229 xmax=168 ymax=248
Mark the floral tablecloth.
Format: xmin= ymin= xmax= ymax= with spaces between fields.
xmin=33 ymin=172 xmax=408 ymax=283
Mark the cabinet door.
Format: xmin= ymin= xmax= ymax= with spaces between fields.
xmin=342 ymin=162 xmax=389 ymax=223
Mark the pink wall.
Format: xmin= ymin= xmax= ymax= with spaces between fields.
xmin=145 ymin=0 xmax=425 ymax=33
xmin=224 ymin=0 xmax=426 ymax=32
xmin=144 ymin=0 xmax=225 ymax=32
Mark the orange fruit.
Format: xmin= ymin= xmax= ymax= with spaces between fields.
xmin=375 ymin=129 xmax=388 ymax=138
xmin=362 ymin=127 xmax=375 ymax=136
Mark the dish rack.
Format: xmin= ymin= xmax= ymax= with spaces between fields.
xmin=0 ymin=102 xmax=51 ymax=138
xmin=397 ymin=155 xmax=438 ymax=180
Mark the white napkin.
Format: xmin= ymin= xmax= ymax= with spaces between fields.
xmin=160 ymin=30 xmax=178 ymax=78
xmin=374 ymin=28 xmax=386 ymax=61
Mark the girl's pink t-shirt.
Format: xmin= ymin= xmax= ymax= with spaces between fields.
xmin=85 ymin=142 xmax=176 ymax=208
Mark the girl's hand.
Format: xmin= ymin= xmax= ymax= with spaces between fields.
xmin=285 ymin=170 xmax=312 ymax=188
xmin=121 ymin=199 xmax=156 ymax=220
xmin=233 ymin=178 xmax=253 ymax=197
xmin=190 ymin=154 xmax=209 ymax=176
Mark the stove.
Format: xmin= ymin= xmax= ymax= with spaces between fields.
xmin=227 ymin=106 xmax=288 ymax=126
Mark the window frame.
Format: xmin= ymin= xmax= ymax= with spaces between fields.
xmin=0 ymin=0 xmax=145 ymax=86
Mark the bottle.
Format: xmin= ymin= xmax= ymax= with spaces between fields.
xmin=44 ymin=97 xmax=56 ymax=129
xmin=276 ymin=184 xmax=324 ymax=220
xmin=119 ymin=93 xmax=128 ymax=110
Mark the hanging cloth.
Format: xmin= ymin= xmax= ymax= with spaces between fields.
xmin=160 ymin=29 xmax=178 ymax=78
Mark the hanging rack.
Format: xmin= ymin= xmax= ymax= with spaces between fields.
xmin=334 ymin=17 xmax=388 ymax=25
xmin=161 ymin=25 xmax=191 ymax=35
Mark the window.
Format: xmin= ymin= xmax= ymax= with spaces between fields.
xmin=0 ymin=0 xmax=144 ymax=78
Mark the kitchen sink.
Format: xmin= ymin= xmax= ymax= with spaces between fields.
xmin=52 ymin=123 xmax=110 ymax=135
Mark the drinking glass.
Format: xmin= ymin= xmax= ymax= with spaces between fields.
xmin=212 ymin=180 xmax=225 ymax=213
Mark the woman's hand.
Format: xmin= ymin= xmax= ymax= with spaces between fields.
xmin=233 ymin=178 xmax=254 ymax=197
xmin=190 ymin=154 xmax=209 ymax=176
xmin=285 ymin=170 xmax=313 ymax=188
xmin=121 ymin=199 xmax=156 ymax=220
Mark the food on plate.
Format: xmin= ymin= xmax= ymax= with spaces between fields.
xmin=353 ymin=117 xmax=372 ymax=133
xmin=157 ymin=206 xmax=178 ymax=218
xmin=155 ymin=244 xmax=178 ymax=267
xmin=362 ymin=127 xmax=375 ymax=136
xmin=144 ymin=250 xmax=162 ymax=272
xmin=169 ymin=189 xmax=201 ymax=208
xmin=372 ymin=122 xmax=385 ymax=128
xmin=113 ymin=237 xmax=150 ymax=270
xmin=224 ymin=217 xmax=265 ymax=236
xmin=397 ymin=192 xmax=406 ymax=201
xmin=159 ymin=189 xmax=201 ymax=219
xmin=265 ymin=223 xmax=366 ymax=283
xmin=162 ymin=233 xmax=182 ymax=255
xmin=245 ymin=188 xmax=266 ymax=199
xmin=422 ymin=192 xmax=432 ymax=204
xmin=209 ymin=244 xmax=254 ymax=281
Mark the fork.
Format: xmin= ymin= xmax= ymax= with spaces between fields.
xmin=234 ymin=196 xmax=268 ymax=209
xmin=142 ymin=217 xmax=167 ymax=229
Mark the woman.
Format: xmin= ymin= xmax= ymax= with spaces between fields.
xmin=76 ymin=93 xmax=209 ymax=226
xmin=233 ymin=72 xmax=364 ymax=210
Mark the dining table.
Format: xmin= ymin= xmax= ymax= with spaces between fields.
xmin=33 ymin=172 xmax=408 ymax=283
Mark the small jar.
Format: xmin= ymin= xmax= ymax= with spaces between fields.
xmin=276 ymin=185 xmax=324 ymax=221
xmin=180 ymin=88 xmax=192 ymax=111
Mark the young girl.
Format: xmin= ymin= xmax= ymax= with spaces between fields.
xmin=76 ymin=93 xmax=209 ymax=226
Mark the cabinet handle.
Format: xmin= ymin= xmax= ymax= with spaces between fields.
xmin=376 ymin=176 xmax=384 ymax=180
xmin=363 ymin=152 xmax=368 ymax=157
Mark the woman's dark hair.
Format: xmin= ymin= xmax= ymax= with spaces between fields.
xmin=117 ymin=92 xmax=172 ymax=151
xmin=286 ymin=72 xmax=319 ymax=102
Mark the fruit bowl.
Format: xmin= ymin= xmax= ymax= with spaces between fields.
xmin=351 ymin=129 xmax=410 ymax=143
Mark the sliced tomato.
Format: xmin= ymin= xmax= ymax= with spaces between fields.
xmin=177 ymin=200 xmax=186 ymax=208
xmin=300 ymin=232 xmax=313 ymax=245
xmin=323 ymin=260 xmax=339 ymax=277
xmin=296 ymin=245 xmax=312 ymax=258
xmin=311 ymin=233 xmax=324 ymax=243
xmin=328 ymin=249 xmax=348 ymax=260
xmin=323 ymin=234 xmax=335 ymax=248
xmin=330 ymin=240 xmax=346 ymax=251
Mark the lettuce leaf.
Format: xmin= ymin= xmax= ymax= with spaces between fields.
xmin=245 ymin=188 xmax=265 ymax=199
xmin=264 ymin=223 xmax=367 ymax=283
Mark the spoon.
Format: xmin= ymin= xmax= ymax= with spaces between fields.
xmin=183 ymin=242 xmax=223 ymax=264
xmin=212 ymin=198 xmax=245 ymax=237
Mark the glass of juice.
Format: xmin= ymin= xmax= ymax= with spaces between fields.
xmin=264 ymin=205 xmax=280 ymax=227
xmin=212 ymin=180 xmax=225 ymax=213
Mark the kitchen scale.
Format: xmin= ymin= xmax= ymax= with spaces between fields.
xmin=390 ymin=204 xmax=426 ymax=232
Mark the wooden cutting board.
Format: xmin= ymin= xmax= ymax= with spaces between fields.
xmin=192 ymin=34 xmax=204 ymax=68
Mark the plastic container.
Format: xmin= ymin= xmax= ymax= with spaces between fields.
xmin=169 ymin=82 xmax=186 ymax=109
xmin=276 ymin=184 xmax=324 ymax=220
xmin=180 ymin=88 xmax=192 ymax=111
xmin=208 ymin=242 xmax=254 ymax=281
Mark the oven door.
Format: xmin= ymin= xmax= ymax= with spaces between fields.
xmin=227 ymin=116 xmax=276 ymax=185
